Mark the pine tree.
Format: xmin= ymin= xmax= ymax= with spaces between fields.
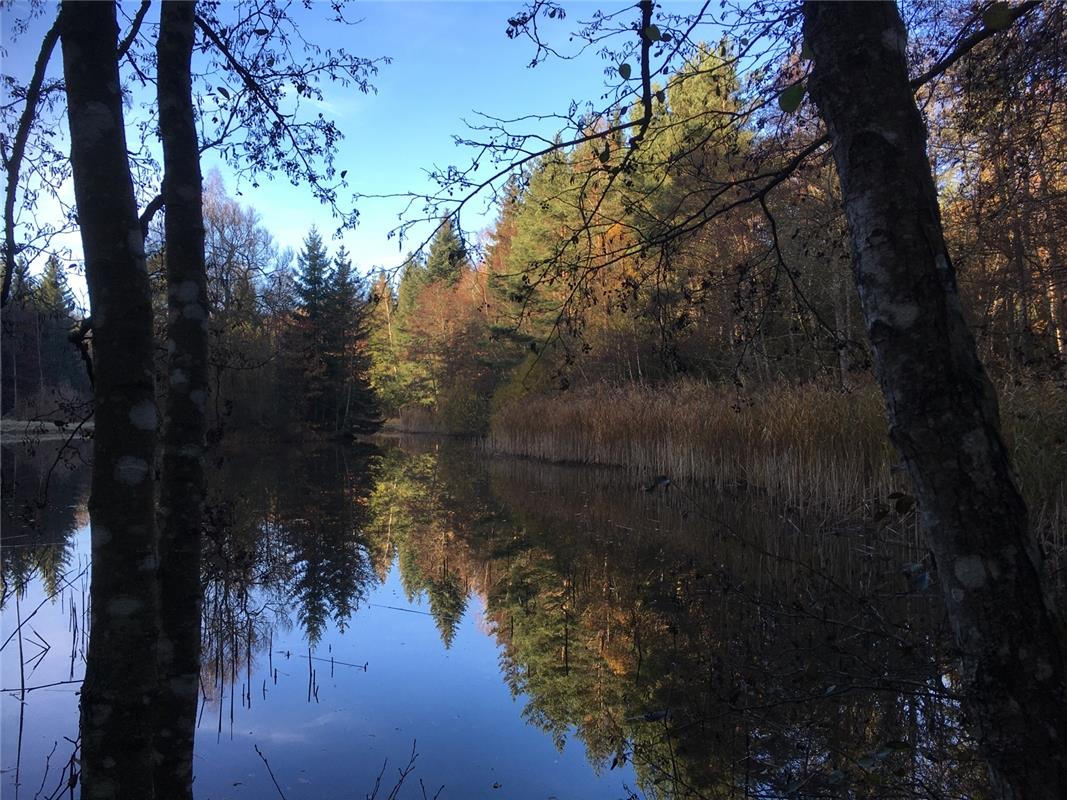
xmin=326 ymin=246 xmax=378 ymax=432
xmin=424 ymin=217 xmax=468 ymax=286
xmin=295 ymin=227 xmax=332 ymax=321
xmin=34 ymin=256 xmax=76 ymax=318
xmin=286 ymin=228 xmax=333 ymax=426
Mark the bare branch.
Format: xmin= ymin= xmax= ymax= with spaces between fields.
xmin=909 ymin=1 xmax=1041 ymax=89
xmin=139 ymin=192 xmax=165 ymax=241
xmin=3 ymin=16 xmax=60 ymax=307
xmin=116 ymin=0 xmax=152 ymax=62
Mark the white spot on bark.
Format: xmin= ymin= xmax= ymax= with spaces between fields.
xmin=89 ymin=703 xmax=112 ymax=725
xmin=107 ymin=596 xmax=143 ymax=617
xmin=182 ymin=302 xmax=207 ymax=320
xmin=960 ymin=428 xmax=989 ymax=465
xmin=128 ymin=228 xmax=145 ymax=259
xmin=875 ymin=301 xmax=919 ymax=329
xmin=74 ymin=101 xmax=115 ymax=146
xmin=115 ymin=456 xmax=150 ymax=485
xmin=128 ymin=400 xmax=157 ymax=430
xmin=954 ymin=555 xmax=987 ymax=589
xmin=189 ymin=389 xmax=207 ymax=412
xmin=166 ymin=338 xmax=177 ymax=354
xmin=176 ymin=280 xmax=199 ymax=302
xmin=881 ymin=27 xmax=905 ymax=54
xmin=951 ymin=587 xmax=965 ymax=603
xmin=169 ymin=368 xmax=189 ymax=387
xmin=140 ymin=555 xmax=158 ymax=571
xmin=1035 ymin=659 xmax=1053 ymax=681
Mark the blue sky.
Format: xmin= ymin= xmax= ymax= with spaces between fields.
xmin=221 ymin=1 xmax=630 ymax=272
xmin=4 ymin=1 xmax=710 ymax=292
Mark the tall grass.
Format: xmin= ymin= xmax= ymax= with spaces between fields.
xmin=489 ymin=380 xmax=897 ymax=514
xmin=489 ymin=378 xmax=1067 ymax=559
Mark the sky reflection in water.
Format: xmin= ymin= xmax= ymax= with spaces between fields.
xmin=2 ymin=436 xmax=987 ymax=798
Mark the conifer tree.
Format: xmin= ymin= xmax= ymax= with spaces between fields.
xmin=295 ymin=227 xmax=332 ymax=321
xmin=424 ymin=216 xmax=468 ymax=286
xmin=327 ymin=245 xmax=377 ymax=432
xmin=34 ymin=256 xmax=75 ymax=317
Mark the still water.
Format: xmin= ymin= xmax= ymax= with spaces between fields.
xmin=2 ymin=436 xmax=989 ymax=798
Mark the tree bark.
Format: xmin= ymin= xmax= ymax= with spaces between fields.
xmin=60 ymin=2 xmax=160 ymax=797
xmin=803 ymin=3 xmax=1066 ymax=796
xmin=155 ymin=2 xmax=207 ymax=798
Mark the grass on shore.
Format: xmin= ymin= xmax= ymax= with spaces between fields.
xmin=488 ymin=379 xmax=1066 ymax=556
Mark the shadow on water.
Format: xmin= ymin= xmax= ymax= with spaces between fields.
xmin=0 ymin=434 xmax=1004 ymax=798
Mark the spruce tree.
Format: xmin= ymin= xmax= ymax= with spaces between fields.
xmin=295 ymin=227 xmax=332 ymax=321
xmin=424 ymin=217 xmax=467 ymax=286
xmin=288 ymin=227 xmax=333 ymax=426
xmin=35 ymin=256 xmax=76 ymax=318
xmin=326 ymin=246 xmax=378 ymax=432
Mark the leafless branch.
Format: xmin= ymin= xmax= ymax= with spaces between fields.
xmin=3 ymin=16 xmax=60 ymax=307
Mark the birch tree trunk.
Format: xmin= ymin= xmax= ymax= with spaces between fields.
xmin=156 ymin=2 xmax=207 ymax=797
xmin=803 ymin=3 xmax=1066 ymax=796
xmin=60 ymin=2 xmax=160 ymax=796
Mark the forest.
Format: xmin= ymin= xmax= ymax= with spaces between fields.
xmin=1 ymin=1 xmax=1065 ymax=799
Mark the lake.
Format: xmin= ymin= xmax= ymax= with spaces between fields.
xmin=1 ymin=435 xmax=988 ymax=798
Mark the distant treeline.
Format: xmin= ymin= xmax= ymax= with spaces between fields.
xmin=1 ymin=256 xmax=90 ymax=420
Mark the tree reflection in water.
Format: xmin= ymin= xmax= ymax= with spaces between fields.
xmin=198 ymin=442 xmax=378 ymax=729
xmin=366 ymin=437 xmax=994 ymax=798
xmin=1 ymin=435 xmax=1027 ymax=797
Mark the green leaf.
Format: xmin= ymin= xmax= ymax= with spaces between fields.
xmin=894 ymin=495 xmax=915 ymax=514
xmin=643 ymin=24 xmax=661 ymax=42
xmin=983 ymin=2 xmax=1013 ymax=31
xmin=778 ymin=82 xmax=805 ymax=113
xmin=800 ymin=39 xmax=814 ymax=60
xmin=253 ymin=27 xmax=269 ymax=36
xmin=217 ymin=86 xmax=231 ymax=100
xmin=619 ymin=62 xmax=632 ymax=80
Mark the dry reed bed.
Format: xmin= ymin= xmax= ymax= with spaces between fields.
xmin=489 ymin=379 xmax=1067 ymax=548
xmin=490 ymin=381 xmax=895 ymax=514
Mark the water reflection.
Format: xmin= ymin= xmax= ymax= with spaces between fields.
xmin=366 ymin=438 xmax=989 ymax=798
xmin=1 ymin=435 xmax=998 ymax=798
xmin=1 ymin=440 xmax=89 ymax=599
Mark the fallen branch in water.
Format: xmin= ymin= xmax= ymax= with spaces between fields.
xmin=254 ymin=744 xmax=288 ymax=800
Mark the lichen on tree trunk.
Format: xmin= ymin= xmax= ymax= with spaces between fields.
xmin=155 ymin=2 xmax=208 ymax=798
xmin=60 ymin=2 xmax=160 ymax=796
xmin=803 ymin=2 xmax=1066 ymax=796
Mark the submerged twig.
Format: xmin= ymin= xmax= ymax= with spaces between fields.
xmin=254 ymin=744 xmax=289 ymax=800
